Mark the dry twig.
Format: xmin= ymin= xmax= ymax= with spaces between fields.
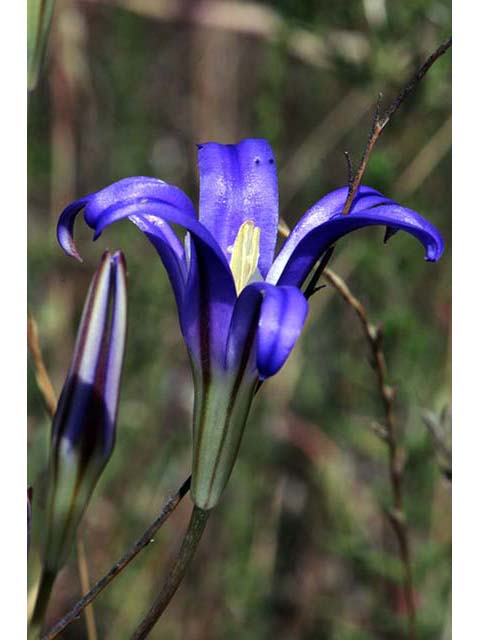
xmin=28 ymin=317 xmax=192 ymax=640
xmin=322 ymin=267 xmax=417 ymax=640
xmin=41 ymin=477 xmax=192 ymax=640
xmin=342 ymin=37 xmax=451 ymax=215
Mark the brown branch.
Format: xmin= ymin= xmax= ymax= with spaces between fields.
xmin=41 ymin=476 xmax=192 ymax=640
xmin=27 ymin=313 xmax=58 ymax=417
xmin=277 ymin=39 xmax=450 ymax=308
xmin=344 ymin=150 xmax=354 ymax=189
xmin=279 ymin=89 xmax=372 ymax=208
xmin=342 ymin=37 xmax=451 ymax=215
xmin=323 ymin=267 xmax=417 ymax=640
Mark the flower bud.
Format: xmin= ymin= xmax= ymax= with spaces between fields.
xmin=43 ymin=251 xmax=127 ymax=572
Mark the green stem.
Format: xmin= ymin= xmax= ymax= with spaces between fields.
xmin=131 ymin=504 xmax=210 ymax=639
xmin=29 ymin=568 xmax=57 ymax=639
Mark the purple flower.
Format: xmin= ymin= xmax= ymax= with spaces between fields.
xmin=57 ymin=139 xmax=443 ymax=509
xmin=43 ymin=250 xmax=127 ymax=571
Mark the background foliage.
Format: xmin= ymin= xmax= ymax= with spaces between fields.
xmin=28 ymin=1 xmax=451 ymax=638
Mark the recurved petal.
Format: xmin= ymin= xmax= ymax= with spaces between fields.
xmin=197 ymin=139 xmax=279 ymax=277
xmin=57 ymin=177 xmax=238 ymax=369
xmin=226 ymin=283 xmax=308 ymax=380
xmin=267 ymin=186 xmax=444 ymax=287
xmin=57 ymin=198 xmax=90 ymax=262
xmin=56 ymin=177 xmax=202 ymax=310
xmin=58 ymin=177 xmax=195 ymax=247
xmin=57 ymin=178 xmax=193 ymax=303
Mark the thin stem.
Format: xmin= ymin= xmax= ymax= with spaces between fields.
xmin=76 ymin=536 xmax=98 ymax=640
xmin=29 ymin=568 xmax=57 ymax=639
xmin=131 ymin=504 xmax=210 ymax=639
xmin=42 ymin=477 xmax=191 ymax=640
xmin=276 ymin=40 xmax=451 ymax=308
xmin=344 ymin=150 xmax=353 ymax=189
xmin=342 ymin=37 xmax=451 ymax=215
xmin=323 ymin=267 xmax=417 ymax=640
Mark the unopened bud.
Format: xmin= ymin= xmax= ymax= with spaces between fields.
xmin=43 ymin=251 xmax=127 ymax=572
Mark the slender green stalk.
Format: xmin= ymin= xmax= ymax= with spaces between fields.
xmin=131 ymin=505 xmax=210 ymax=639
xmin=28 ymin=568 xmax=57 ymax=639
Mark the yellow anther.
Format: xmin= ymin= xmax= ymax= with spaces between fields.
xmin=229 ymin=220 xmax=261 ymax=294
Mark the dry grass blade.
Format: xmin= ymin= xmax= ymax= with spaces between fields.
xmin=342 ymin=37 xmax=451 ymax=215
xmin=396 ymin=117 xmax=452 ymax=197
xmin=279 ymin=89 xmax=372 ymax=209
xmin=27 ymin=312 xmax=57 ymax=417
xmin=76 ymin=537 xmax=98 ymax=640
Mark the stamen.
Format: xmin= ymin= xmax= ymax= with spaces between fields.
xmin=229 ymin=221 xmax=261 ymax=294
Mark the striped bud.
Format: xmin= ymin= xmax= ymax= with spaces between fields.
xmin=43 ymin=250 xmax=127 ymax=572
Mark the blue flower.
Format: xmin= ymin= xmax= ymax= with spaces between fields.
xmin=43 ymin=250 xmax=127 ymax=571
xmin=57 ymin=139 xmax=443 ymax=509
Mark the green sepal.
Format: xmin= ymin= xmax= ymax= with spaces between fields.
xmin=42 ymin=444 xmax=106 ymax=572
xmin=191 ymin=370 xmax=257 ymax=510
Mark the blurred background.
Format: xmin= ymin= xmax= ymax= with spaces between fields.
xmin=27 ymin=1 xmax=451 ymax=638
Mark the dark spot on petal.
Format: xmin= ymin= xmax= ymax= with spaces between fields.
xmin=254 ymin=157 xmax=261 ymax=165
xmin=196 ymin=144 xmax=204 ymax=150
xmin=268 ymin=158 xmax=274 ymax=164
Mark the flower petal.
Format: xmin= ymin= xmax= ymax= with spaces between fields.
xmin=198 ymin=139 xmax=279 ymax=276
xmin=57 ymin=177 xmax=237 ymax=369
xmin=267 ymin=186 xmax=444 ymax=287
xmin=57 ymin=178 xmax=190 ymax=305
xmin=57 ymin=198 xmax=90 ymax=262
xmin=256 ymin=285 xmax=309 ymax=378
xmin=226 ymin=283 xmax=308 ymax=379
